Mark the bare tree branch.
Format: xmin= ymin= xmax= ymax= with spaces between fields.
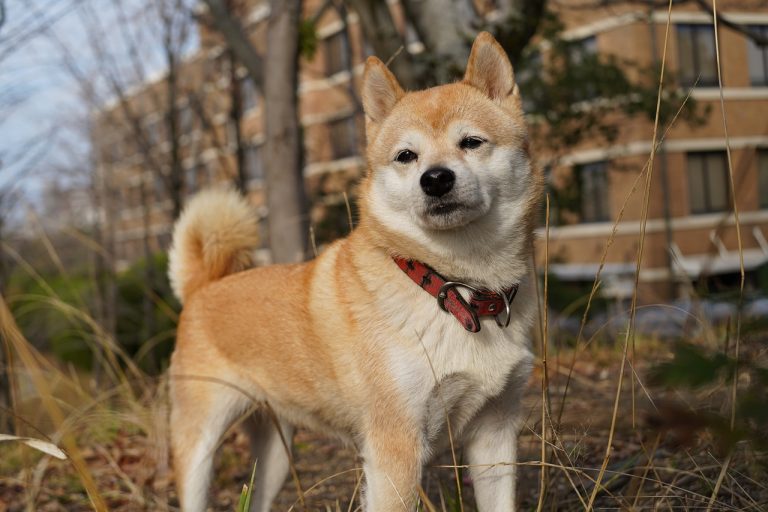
xmin=692 ymin=0 xmax=768 ymax=47
xmin=400 ymin=0 xmax=472 ymax=82
xmin=201 ymin=0 xmax=309 ymax=262
xmin=226 ymin=50 xmax=247 ymax=194
xmin=157 ymin=0 xmax=186 ymax=220
xmin=0 ymin=0 xmax=85 ymax=64
xmin=40 ymin=0 xmax=199 ymax=341
xmin=201 ymin=0 xmax=263 ymax=84
xmin=565 ymin=0 xmax=768 ymax=46
xmin=490 ymin=0 xmax=548 ymax=66
xmin=343 ymin=0 xmax=419 ymax=89
xmin=0 ymin=1 xmax=6 ymax=33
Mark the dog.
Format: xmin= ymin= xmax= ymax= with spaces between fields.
xmin=167 ymin=31 xmax=542 ymax=512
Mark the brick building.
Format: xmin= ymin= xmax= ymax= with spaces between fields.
xmin=538 ymin=0 xmax=768 ymax=302
xmin=94 ymin=0 xmax=768 ymax=302
xmin=94 ymin=0 xmax=376 ymax=268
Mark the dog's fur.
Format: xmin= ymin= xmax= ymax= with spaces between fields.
xmin=168 ymin=32 xmax=542 ymax=512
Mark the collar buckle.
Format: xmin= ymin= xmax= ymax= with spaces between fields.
xmin=436 ymin=281 xmax=480 ymax=312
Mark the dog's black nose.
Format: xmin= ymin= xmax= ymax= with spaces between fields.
xmin=420 ymin=167 xmax=455 ymax=197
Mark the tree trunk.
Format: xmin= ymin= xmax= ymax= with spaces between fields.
xmin=264 ymin=0 xmax=308 ymax=263
xmin=343 ymin=0 xmax=419 ymax=90
xmin=202 ymin=0 xmax=263 ymax=83
xmin=400 ymin=0 xmax=473 ymax=83
xmin=201 ymin=0 xmax=309 ymax=262
xmin=165 ymin=43 xmax=184 ymax=220
xmin=490 ymin=0 xmax=547 ymax=67
xmin=228 ymin=50 xmax=247 ymax=194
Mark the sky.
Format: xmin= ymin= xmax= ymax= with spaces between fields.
xmin=0 ymin=0 xmax=198 ymax=220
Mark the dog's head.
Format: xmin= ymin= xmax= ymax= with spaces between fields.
xmin=358 ymin=32 xmax=541 ymax=275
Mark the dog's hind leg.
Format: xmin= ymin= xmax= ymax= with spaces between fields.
xmin=171 ymin=379 xmax=250 ymax=512
xmin=241 ymin=411 xmax=294 ymax=512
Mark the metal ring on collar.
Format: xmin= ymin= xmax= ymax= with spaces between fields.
xmin=494 ymin=289 xmax=513 ymax=328
xmin=436 ymin=281 xmax=480 ymax=312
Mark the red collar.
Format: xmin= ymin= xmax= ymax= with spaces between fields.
xmin=393 ymin=257 xmax=519 ymax=333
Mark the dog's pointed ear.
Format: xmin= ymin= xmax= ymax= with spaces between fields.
xmin=463 ymin=32 xmax=519 ymax=102
xmin=362 ymin=56 xmax=405 ymax=123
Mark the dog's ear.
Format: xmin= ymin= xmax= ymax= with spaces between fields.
xmin=463 ymin=32 xmax=519 ymax=103
xmin=362 ymin=56 xmax=405 ymax=123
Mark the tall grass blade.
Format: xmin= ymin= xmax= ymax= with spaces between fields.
xmin=0 ymin=434 xmax=67 ymax=460
xmin=0 ymin=294 xmax=107 ymax=510
xmin=587 ymin=1 xmax=675 ymax=509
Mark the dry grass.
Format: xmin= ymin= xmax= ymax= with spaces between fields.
xmin=1 ymin=331 xmax=766 ymax=511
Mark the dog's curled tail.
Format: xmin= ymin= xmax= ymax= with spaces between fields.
xmin=168 ymin=187 xmax=259 ymax=304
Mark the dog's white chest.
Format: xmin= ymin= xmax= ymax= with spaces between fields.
xmin=382 ymin=301 xmax=530 ymax=439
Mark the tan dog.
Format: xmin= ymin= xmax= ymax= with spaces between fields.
xmin=168 ymin=32 xmax=542 ymax=512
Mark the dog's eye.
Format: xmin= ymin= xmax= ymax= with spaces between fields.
xmin=459 ymin=136 xmax=485 ymax=150
xmin=395 ymin=149 xmax=418 ymax=164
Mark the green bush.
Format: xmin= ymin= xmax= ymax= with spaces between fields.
xmin=8 ymin=252 xmax=179 ymax=375
xmin=8 ymin=268 xmax=95 ymax=368
xmin=115 ymin=252 xmax=179 ymax=374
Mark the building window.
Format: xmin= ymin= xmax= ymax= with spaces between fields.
xmin=687 ymin=152 xmax=729 ymax=214
xmin=677 ymin=24 xmax=718 ymax=87
xmin=747 ymin=25 xmax=768 ymax=86
xmin=567 ymin=36 xmax=599 ymax=101
xmin=245 ymin=144 xmax=264 ymax=184
xmin=568 ymin=35 xmax=597 ymax=65
xmin=240 ymin=77 xmax=258 ymax=112
xmin=328 ymin=115 xmax=358 ymax=160
xmin=758 ymin=150 xmax=768 ymax=209
xmin=324 ymin=30 xmax=350 ymax=76
xmin=517 ymin=50 xmax=542 ymax=113
xmin=576 ymin=161 xmax=610 ymax=223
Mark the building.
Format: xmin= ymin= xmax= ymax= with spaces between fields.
xmin=537 ymin=0 xmax=768 ymax=303
xmin=94 ymin=0 xmax=377 ymax=268
xmin=94 ymin=0 xmax=768 ymax=303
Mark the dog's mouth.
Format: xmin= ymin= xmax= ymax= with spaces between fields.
xmin=418 ymin=199 xmax=487 ymax=230
xmin=426 ymin=202 xmax=464 ymax=216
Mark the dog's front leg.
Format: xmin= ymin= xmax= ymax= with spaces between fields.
xmin=464 ymin=363 xmax=530 ymax=512
xmin=361 ymin=411 xmax=423 ymax=512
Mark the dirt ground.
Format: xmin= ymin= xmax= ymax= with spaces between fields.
xmin=1 ymin=352 xmax=766 ymax=511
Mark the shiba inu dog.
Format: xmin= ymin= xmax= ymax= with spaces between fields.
xmin=168 ymin=32 xmax=542 ymax=512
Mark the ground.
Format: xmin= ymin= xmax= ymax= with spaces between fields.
xmin=0 ymin=345 xmax=766 ymax=511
